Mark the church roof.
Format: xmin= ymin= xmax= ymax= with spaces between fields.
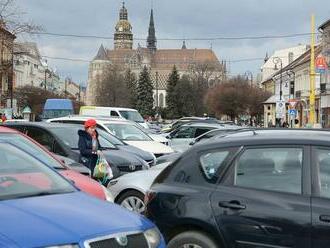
xmin=152 ymin=48 xmax=221 ymax=70
xmin=105 ymin=47 xmax=221 ymax=71
xmin=94 ymin=44 xmax=108 ymax=60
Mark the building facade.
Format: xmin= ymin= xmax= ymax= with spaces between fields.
xmin=0 ymin=24 xmax=15 ymax=107
xmin=13 ymin=42 xmax=62 ymax=92
xmin=86 ymin=3 xmax=226 ymax=107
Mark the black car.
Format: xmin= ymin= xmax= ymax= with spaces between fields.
xmin=47 ymin=118 xmax=156 ymax=166
xmin=145 ymin=129 xmax=330 ymax=248
xmin=5 ymin=123 xmax=150 ymax=177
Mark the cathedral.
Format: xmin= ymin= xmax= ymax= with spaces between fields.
xmin=86 ymin=2 xmax=226 ymax=107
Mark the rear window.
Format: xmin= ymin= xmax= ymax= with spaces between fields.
xmin=119 ymin=111 xmax=144 ymax=123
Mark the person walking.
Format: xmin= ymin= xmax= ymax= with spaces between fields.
xmin=78 ymin=119 xmax=101 ymax=177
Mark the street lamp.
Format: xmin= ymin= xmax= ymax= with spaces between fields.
xmin=244 ymin=71 xmax=253 ymax=86
xmin=273 ymin=57 xmax=283 ymax=127
xmin=44 ymin=60 xmax=48 ymax=91
xmin=273 ymin=57 xmax=283 ymax=100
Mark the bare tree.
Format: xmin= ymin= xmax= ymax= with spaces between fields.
xmin=0 ymin=0 xmax=42 ymax=34
xmin=94 ymin=64 xmax=131 ymax=107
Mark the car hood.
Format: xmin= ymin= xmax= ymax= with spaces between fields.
xmin=125 ymin=141 xmax=173 ymax=155
xmin=102 ymin=149 xmax=146 ymax=166
xmin=118 ymin=144 xmax=155 ymax=161
xmin=148 ymin=134 xmax=169 ymax=143
xmin=0 ymin=192 xmax=153 ymax=247
xmin=72 ymin=149 xmax=144 ymax=167
xmin=59 ymin=169 xmax=105 ymax=200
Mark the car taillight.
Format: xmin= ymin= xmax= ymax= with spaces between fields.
xmin=144 ymin=190 xmax=156 ymax=205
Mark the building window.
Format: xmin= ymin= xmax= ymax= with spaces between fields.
xmin=159 ymin=93 xmax=164 ymax=108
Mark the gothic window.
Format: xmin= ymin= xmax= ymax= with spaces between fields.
xmin=159 ymin=93 xmax=164 ymax=108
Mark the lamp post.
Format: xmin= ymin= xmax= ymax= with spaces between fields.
xmin=287 ymin=70 xmax=295 ymax=128
xmin=44 ymin=61 xmax=48 ymax=91
xmin=273 ymin=57 xmax=283 ymax=127
xmin=244 ymin=71 xmax=253 ymax=86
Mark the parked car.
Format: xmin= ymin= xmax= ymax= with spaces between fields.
xmin=80 ymin=106 xmax=149 ymax=129
xmin=108 ymin=162 xmax=171 ymax=214
xmin=0 ymin=140 xmax=165 ymax=247
xmin=167 ymin=122 xmax=237 ymax=152
xmin=161 ymin=117 xmax=221 ymax=133
xmin=5 ymin=122 xmax=150 ymax=176
xmin=0 ymin=126 xmax=112 ymax=202
xmin=42 ymin=98 xmax=74 ymax=120
xmin=47 ymin=116 xmax=174 ymax=157
xmin=145 ymin=129 xmax=330 ymax=248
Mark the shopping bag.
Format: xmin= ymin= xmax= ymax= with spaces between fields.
xmin=93 ymin=153 xmax=113 ymax=183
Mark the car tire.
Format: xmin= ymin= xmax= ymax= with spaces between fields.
xmin=168 ymin=231 xmax=218 ymax=248
xmin=116 ymin=190 xmax=145 ymax=214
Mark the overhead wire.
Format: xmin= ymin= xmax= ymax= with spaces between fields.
xmin=29 ymin=31 xmax=314 ymax=41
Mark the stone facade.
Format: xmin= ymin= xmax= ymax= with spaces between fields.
xmin=0 ymin=24 xmax=15 ymax=107
xmin=86 ymin=3 xmax=226 ymax=107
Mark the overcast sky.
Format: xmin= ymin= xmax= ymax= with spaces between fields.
xmin=16 ymin=0 xmax=330 ymax=85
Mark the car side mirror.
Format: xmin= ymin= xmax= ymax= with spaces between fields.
xmin=189 ymin=140 xmax=196 ymax=146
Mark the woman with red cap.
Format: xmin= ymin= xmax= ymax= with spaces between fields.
xmin=78 ymin=119 xmax=101 ymax=176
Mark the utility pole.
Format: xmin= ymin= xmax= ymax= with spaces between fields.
xmin=155 ymin=71 xmax=159 ymax=108
xmin=78 ymin=85 xmax=81 ymax=102
xmin=309 ymin=14 xmax=316 ymax=125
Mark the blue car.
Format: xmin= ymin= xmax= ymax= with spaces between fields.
xmin=0 ymin=141 xmax=165 ymax=248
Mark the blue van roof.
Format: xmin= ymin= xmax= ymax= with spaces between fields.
xmin=43 ymin=99 xmax=74 ymax=110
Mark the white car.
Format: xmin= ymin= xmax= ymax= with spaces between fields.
xmin=108 ymin=162 xmax=171 ymax=213
xmin=47 ymin=115 xmax=174 ymax=157
xmin=167 ymin=122 xmax=239 ymax=152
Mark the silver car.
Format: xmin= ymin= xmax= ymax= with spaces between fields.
xmin=107 ymin=162 xmax=170 ymax=213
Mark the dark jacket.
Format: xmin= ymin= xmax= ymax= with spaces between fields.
xmin=78 ymin=130 xmax=101 ymax=174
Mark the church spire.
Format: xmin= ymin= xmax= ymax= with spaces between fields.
xmin=114 ymin=1 xmax=133 ymax=50
xmin=182 ymin=40 xmax=187 ymax=49
xmin=147 ymin=8 xmax=157 ymax=51
xmin=119 ymin=1 xmax=128 ymax=20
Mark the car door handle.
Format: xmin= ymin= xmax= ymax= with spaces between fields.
xmin=219 ymin=201 xmax=246 ymax=210
xmin=320 ymin=215 xmax=330 ymax=223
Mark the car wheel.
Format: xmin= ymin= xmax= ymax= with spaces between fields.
xmin=117 ymin=190 xmax=145 ymax=214
xmin=168 ymin=231 xmax=218 ymax=248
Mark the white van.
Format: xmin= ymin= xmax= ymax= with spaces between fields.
xmin=80 ymin=106 xmax=149 ymax=129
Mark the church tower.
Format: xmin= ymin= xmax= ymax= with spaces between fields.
xmin=147 ymin=9 xmax=157 ymax=51
xmin=114 ymin=2 xmax=133 ymax=50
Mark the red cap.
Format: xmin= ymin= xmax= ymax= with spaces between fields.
xmin=84 ymin=119 xmax=97 ymax=129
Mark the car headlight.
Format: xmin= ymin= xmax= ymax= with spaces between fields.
xmin=46 ymin=245 xmax=79 ymax=248
xmin=101 ymin=185 xmax=114 ymax=203
xmin=144 ymin=227 xmax=161 ymax=248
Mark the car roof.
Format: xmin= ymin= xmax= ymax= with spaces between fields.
xmin=181 ymin=122 xmax=228 ymax=128
xmin=197 ymin=129 xmax=330 ymax=149
xmin=4 ymin=122 xmax=84 ymax=129
xmin=0 ymin=126 xmax=19 ymax=133
xmin=82 ymin=106 xmax=138 ymax=111
xmin=48 ymin=115 xmax=131 ymax=124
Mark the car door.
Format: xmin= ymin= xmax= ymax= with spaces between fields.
xmin=210 ymin=145 xmax=311 ymax=248
xmin=311 ymin=146 xmax=330 ymax=247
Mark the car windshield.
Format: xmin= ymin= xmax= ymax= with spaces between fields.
xmin=119 ymin=111 xmax=144 ymax=123
xmin=0 ymin=133 xmax=65 ymax=170
xmin=50 ymin=127 xmax=116 ymax=149
xmin=0 ymin=142 xmax=75 ymax=201
xmin=42 ymin=110 xmax=73 ymax=120
xmin=104 ymin=123 xmax=152 ymax=141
